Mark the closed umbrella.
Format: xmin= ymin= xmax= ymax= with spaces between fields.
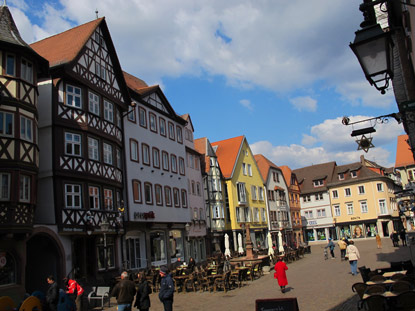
xmin=278 ymin=231 xmax=285 ymax=254
xmin=267 ymin=232 xmax=274 ymax=256
xmin=238 ymin=233 xmax=244 ymax=254
xmin=224 ymin=233 xmax=231 ymax=257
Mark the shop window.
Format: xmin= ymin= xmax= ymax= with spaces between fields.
xmin=126 ymin=234 xmax=145 ymax=270
xmin=97 ymin=236 xmax=115 ymax=270
xmin=169 ymin=230 xmax=184 ymax=263
xmin=150 ymin=231 xmax=167 ymax=265
xmin=316 ymin=229 xmax=326 ymax=240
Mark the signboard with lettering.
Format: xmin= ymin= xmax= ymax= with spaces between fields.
xmin=256 ymin=298 xmax=299 ymax=311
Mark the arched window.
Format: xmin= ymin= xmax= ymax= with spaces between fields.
xmin=0 ymin=251 xmax=17 ymax=285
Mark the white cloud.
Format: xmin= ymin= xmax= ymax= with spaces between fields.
xmin=239 ymin=99 xmax=253 ymax=110
xmin=251 ymin=115 xmax=405 ymax=169
xmin=290 ymin=96 xmax=317 ymax=112
xmin=8 ymin=0 xmax=387 ymax=108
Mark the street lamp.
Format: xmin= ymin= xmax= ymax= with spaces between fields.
xmin=350 ymin=0 xmax=393 ymax=94
xmin=100 ymin=218 xmax=110 ymax=270
xmin=185 ymin=223 xmax=191 ymax=241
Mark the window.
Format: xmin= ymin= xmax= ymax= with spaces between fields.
xmin=345 ymin=188 xmax=351 ymax=196
xmin=351 ymin=171 xmax=357 ymax=178
xmin=97 ymin=236 xmax=115 ymax=270
xmin=162 ymin=151 xmax=169 ymax=171
xmin=248 ymin=164 xmax=252 ymax=176
xmin=244 ymin=207 xmax=251 ymax=222
xmin=332 ymin=190 xmax=338 ymax=199
xmin=196 ymin=182 xmax=201 ymax=196
xmin=95 ymin=62 xmax=106 ymax=80
xmin=0 ymin=112 xmax=13 ymax=136
xmin=21 ymin=59 xmax=33 ymax=83
xmin=177 ymin=126 xmax=183 ymax=143
xmin=0 ymin=173 xmax=10 ymax=200
xmin=6 ymin=54 xmax=15 ymax=76
xmin=88 ymin=137 xmax=99 ymax=161
xmin=155 ymin=184 xmax=163 ymax=205
xmin=258 ymin=187 xmax=264 ymax=200
xmin=261 ymin=208 xmax=266 ymax=222
xmin=142 ymin=144 xmax=150 ymax=165
xmin=130 ymin=139 xmax=139 ymax=162
xmin=334 ymin=205 xmax=341 ymax=216
xmin=377 ymin=183 xmax=384 ymax=192
xmin=165 ymin=186 xmax=172 ymax=206
xmin=236 ymin=207 xmax=242 ymax=222
xmin=65 ymin=132 xmax=81 ymax=156
xmin=20 ymin=116 xmax=32 ymax=142
xmin=317 ymin=209 xmax=326 ymax=218
xmin=159 ymin=118 xmax=166 ymax=136
xmin=168 ymin=122 xmax=175 ymax=140
xmin=179 ymin=157 xmax=185 ymax=175
xmin=254 ymin=208 xmax=259 ymax=222
xmin=116 ymin=149 xmax=122 ymax=169
xmin=315 ymin=193 xmax=323 ymax=201
xmin=139 ymin=107 xmax=147 ymax=128
xmin=358 ymin=185 xmax=365 ymax=194
xmin=149 ymin=113 xmax=157 ymax=132
xmin=132 ymin=180 xmax=142 ymax=203
xmin=360 ymin=201 xmax=368 ymax=213
xmin=126 ymin=236 xmax=144 ymax=270
xmin=313 ymin=179 xmax=324 ymax=187
xmin=152 ymin=148 xmax=160 ymax=168
xmin=117 ymin=110 xmax=122 ymax=128
xmin=89 ymin=186 xmax=100 ymax=209
xmin=409 ymin=170 xmax=414 ymax=181
xmin=191 ymin=181 xmax=195 ymax=194
xmin=251 ymin=185 xmax=257 ymax=200
xmin=173 ymin=188 xmax=180 ymax=207
xmin=181 ymin=189 xmax=187 ymax=207
xmin=144 ymin=183 xmax=153 ymax=204
xmin=303 ymin=195 xmax=310 ymax=202
xmin=338 ymin=173 xmax=345 ymax=180
xmin=171 ymin=155 xmax=177 ymax=173
xmin=242 ymin=163 xmax=247 ymax=175
xmin=347 ymin=203 xmax=354 ymax=215
xmin=305 ymin=210 xmax=313 ymax=219
xmin=188 ymin=154 xmax=194 ymax=169
xmin=379 ymin=199 xmax=387 ymax=214
xmin=103 ymin=143 xmax=113 ymax=165
xmin=19 ymin=175 xmax=30 ymax=202
xmin=103 ymin=100 xmax=113 ymax=122
xmin=88 ymin=92 xmax=100 ymax=115
xmin=66 ymin=85 xmax=82 ymax=108
xmin=65 ymin=184 xmax=81 ymax=208
xmin=127 ymin=105 xmax=136 ymax=122
xmin=237 ymin=182 xmax=247 ymax=203
xmin=104 ymin=189 xmax=113 ymax=210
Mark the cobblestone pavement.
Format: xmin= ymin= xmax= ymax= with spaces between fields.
xmin=101 ymin=238 xmax=413 ymax=311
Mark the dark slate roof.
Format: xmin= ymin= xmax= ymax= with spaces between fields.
xmin=0 ymin=5 xmax=30 ymax=47
xmin=293 ymin=162 xmax=336 ymax=194
xmin=328 ymin=162 xmax=384 ymax=186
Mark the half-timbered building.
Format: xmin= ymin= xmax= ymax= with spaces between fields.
xmin=29 ymin=17 xmax=131 ymax=290
xmin=123 ymin=72 xmax=190 ymax=269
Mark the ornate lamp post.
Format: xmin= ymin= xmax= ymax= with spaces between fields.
xmin=100 ymin=218 xmax=110 ymax=270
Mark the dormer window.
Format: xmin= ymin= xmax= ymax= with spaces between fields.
xmin=351 ymin=171 xmax=357 ymax=178
xmin=338 ymin=173 xmax=345 ymax=180
xmin=313 ymin=179 xmax=324 ymax=187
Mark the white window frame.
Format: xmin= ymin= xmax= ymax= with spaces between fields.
xmin=130 ymin=140 xmax=138 ymax=162
xmin=334 ymin=205 xmax=341 ymax=217
xmin=152 ymin=148 xmax=160 ymax=168
xmin=104 ymin=188 xmax=113 ymax=210
xmin=237 ymin=182 xmax=247 ymax=203
xmin=0 ymin=112 xmax=14 ymax=137
xmin=177 ymin=126 xmax=183 ymax=143
xmin=254 ymin=207 xmax=259 ymax=222
xmin=379 ymin=199 xmax=387 ymax=215
xmin=248 ymin=164 xmax=252 ymax=176
xmin=171 ymin=155 xmax=177 ymax=172
xmin=338 ymin=173 xmax=345 ymax=180
xmin=179 ymin=157 xmax=185 ymax=175
xmin=345 ymin=188 xmax=351 ymax=197
xmin=360 ymin=201 xmax=368 ymax=213
xmin=127 ymin=105 xmax=136 ymax=122
xmin=258 ymin=187 xmax=264 ymax=201
xmin=159 ymin=118 xmax=166 ymax=136
xmin=358 ymin=185 xmax=365 ymax=195
xmin=6 ymin=54 xmax=15 ymax=76
xmin=65 ymin=132 xmax=81 ymax=156
xmin=65 ymin=184 xmax=82 ymax=208
xmin=19 ymin=175 xmax=30 ymax=202
xmin=89 ymin=186 xmax=100 ymax=209
xmin=242 ymin=163 xmax=247 ymax=175
xmin=88 ymin=137 xmax=99 ymax=161
xmin=351 ymin=171 xmax=357 ymax=178
xmin=21 ymin=58 xmax=33 ymax=83
xmin=66 ymin=84 xmax=82 ymax=108
xmin=332 ymin=190 xmax=338 ymax=199
xmin=88 ymin=91 xmax=100 ymax=116
xmin=0 ymin=173 xmax=10 ymax=200
xmin=142 ymin=144 xmax=150 ymax=165
xmin=103 ymin=143 xmax=113 ymax=165
xmin=149 ymin=113 xmax=157 ymax=132
xmin=20 ymin=116 xmax=33 ymax=142
xmin=377 ymin=183 xmax=384 ymax=192
xmin=103 ymin=100 xmax=114 ymax=123
xmin=347 ymin=203 xmax=354 ymax=215
xmin=251 ymin=185 xmax=257 ymax=200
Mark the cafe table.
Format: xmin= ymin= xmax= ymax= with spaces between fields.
xmin=362 ymin=291 xmax=397 ymax=299
xmin=382 ymin=270 xmax=407 ymax=278
xmin=366 ymin=279 xmax=395 ymax=286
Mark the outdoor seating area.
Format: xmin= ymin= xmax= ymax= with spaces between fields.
xmin=0 ymin=295 xmax=43 ymax=311
xmin=351 ymin=261 xmax=415 ymax=310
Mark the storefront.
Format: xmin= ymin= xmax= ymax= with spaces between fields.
xmin=335 ymin=219 xmax=383 ymax=239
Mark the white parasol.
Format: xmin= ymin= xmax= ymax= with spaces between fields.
xmin=267 ymin=232 xmax=274 ymax=256
xmin=224 ymin=233 xmax=231 ymax=257
xmin=278 ymin=231 xmax=285 ymax=254
xmin=238 ymin=233 xmax=244 ymax=254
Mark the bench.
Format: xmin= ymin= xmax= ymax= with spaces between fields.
xmin=88 ymin=286 xmax=110 ymax=310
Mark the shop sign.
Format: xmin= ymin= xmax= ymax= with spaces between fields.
xmin=351 ymin=217 xmax=361 ymax=220
xmin=308 ymin=220 xmax=317 ymax=225
xmin=134 ymin=211 xmax=155 ymax=220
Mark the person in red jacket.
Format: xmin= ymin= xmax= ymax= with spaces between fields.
xmin=274 ymin=257 xmax=288 ymax=293
xmin=64 ymin=278 xmax=84 ymax=311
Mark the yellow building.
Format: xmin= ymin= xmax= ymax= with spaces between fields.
xmin=328 ymin=161 xmax=399 ymax=238
xmin=211 ymin=136 xmax=268 ymax=251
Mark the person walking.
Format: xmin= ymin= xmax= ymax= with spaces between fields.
xmin=390 ymin=231 xmax=399 ymax=247
xmin=111 ymin=271 xmax=136 ymax=311
xmin=159 ymin=266 xmax=174 ymax=311
xmin=337 ymin=238 xmax=347 ymax=261
xmin=64 ymin=277 xmax=84 ymax=311
xmin=400 ymin=229 xmax=407 ymax=246
xmin=274 ymin=257 xmax=288 ymax=293
xmin=376 ymin=234 xmax=382 ymax=249
xmin=134 ymin=271 xmax=151 ymax=311
xmin=46 ymin=275 xmax=59 ymax=311
xmin=325 ymin=238 xmax=336 ymax=259
xmin=345 ymin=240 xmax=360 ymax=276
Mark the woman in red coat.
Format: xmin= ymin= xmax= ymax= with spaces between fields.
xmin=274 ymin=257 xmax=288 ymax=293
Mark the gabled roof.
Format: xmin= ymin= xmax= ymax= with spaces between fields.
xmin=395 ymin=134 xmax=415 ymax=168
xmin=280 ymin=166 xmax=293 ymax=187
xmin=123 ymin=71 xmax=148 ymax=90
xmin=31 ymin=18 xmax=103 ymax=68
xmin=254 ymin=154 xmax=280 ymax=182
xmin=211 ymin=136 xmax=245 ymax=179
xmin=181 ymin=113 xmax=194 ymax=132
xmin=0 ymin=5 xmax=48 ymax=74
xmin=328 ymin=162 xmax=384 ymax=186
xmin=293 ymin=162 xmax=336 ymax=194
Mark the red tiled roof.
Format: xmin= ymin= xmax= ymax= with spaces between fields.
xmin=31 ymin=18 xmax=103 ymax=67
xmin=123 ymin=71 xmax=148 ymax=90
xmin=280 ymin=165 xmax=292 ymax=187
xmin=211 ymin=136 xmax=244 ymax=179
xmin=254 ymin=154 xmax=279 ymax=182
xmin=395 ymin=134 xmax=415 ymax=168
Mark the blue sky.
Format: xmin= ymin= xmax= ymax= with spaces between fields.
xmin=9 ymin=0 xmax=405 ymax=169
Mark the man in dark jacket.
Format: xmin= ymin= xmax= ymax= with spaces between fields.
xmin=46 ymin=275 xmax=59 ymax=311
xmin=159 ymin=266 xmax=174 ymax=311
xmin=111 ymin=271 xmax=136 ymax=311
